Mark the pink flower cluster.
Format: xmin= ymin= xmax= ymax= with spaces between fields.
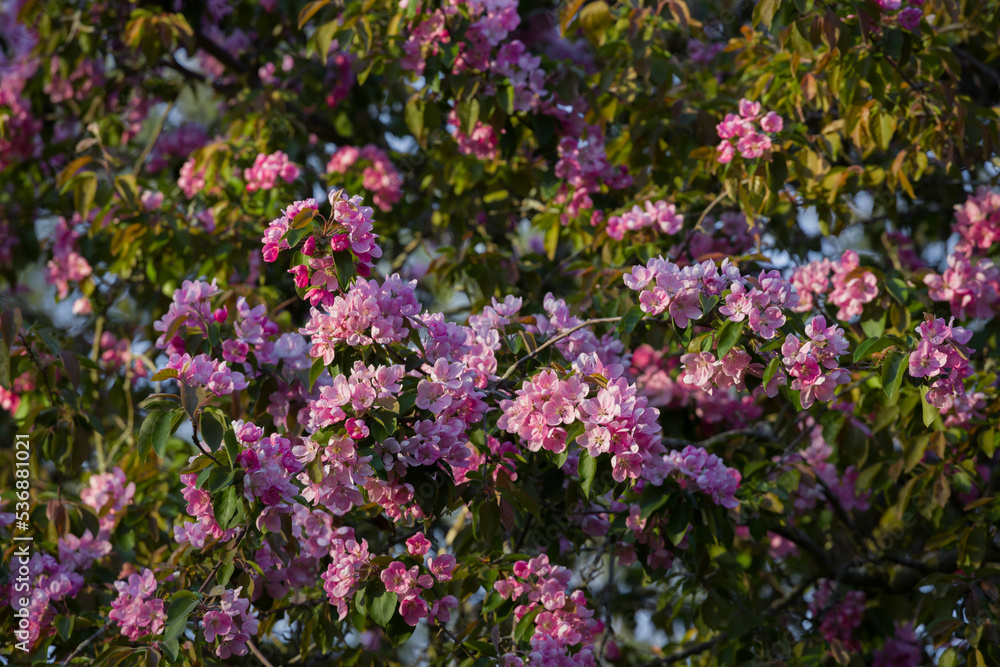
xmin=327 ymin=192 xmax=384 ymax=278
xmin=178 ymin=156 xmax=207 ymax=198
xmin=720 ymin=268 xmax=798 ymax=338
xmin=325 ymin=145 xmax=403 ymax=211
xmin=153 ymin=278 xmax=221 ymax=354
xmin=925 ymin=188 xmax=1000 ymax=319
xmin=261 ymin=199 xmax=318 ymax=263
xmin=925 ymin=253 xmax=1000 ymax=320
xmin=644 ymin=445 xmax=742 ymax=508
xmin=380 ymin=554 xmax=457 ymax=626
xmin=300 ymin=273 xmax=420 ymax=357
xmin=493 ymin=41 xmax=548 ymax=113
xmin=908 ymin=317 xmax=983 ymax=425
xmin=954 ymin=186 xmax=1000 ymax=254
xmin=525 ymin=294 xmax=625 ymax=365
xmin=147 ymin=122 xmax=209 ymax=172
xmin=400 ymin=9 xmax=451 ymax=75
xmin=79 ymin=467 xmax=135 ymax=536
xmin=605 ymin=199 xmax=683 ymax=240
xmin=4 ymin=544 xmax=90 ymax=646
xmin=623 ymin=257 xmax=737 ymax=328
xmin=498 ymin=354 xmax=661 ymax=483
xmin=789 ymin=427 xmax=870 ymax=514
xmin=324 ymin=47 xmax=355 ymax=108
xmin=791 ymin=250 xmax=878 ymax=320
xmin=811 ymin=581 xmax=865 ymax=652
xmin=452 ymin=0 xmax=521 ymax=72
xmin=679 ymin=211 xmax=759 ymax=260
xmin=873 ymin=622 xmax=922 ymax=667
xmin=307 ymin=361 xmax=405 ymax=431
xmin=716 ymin=99 xmax=783 ymax=163
xmin=617 ymin=504 xmax=676 ymax=571
xmin=44 ymin=216 xmax=92 ymax=300
xmin=109 ymin=569 xmax=166 ymax=641
xmin=554 ymin=125 xmax=631 ymax=224
xmin=321 ymin=535 xmax=371 ymax=619
xmin=876 ymin=0 xmax=925 ymax=31
xmin=494 ymin=555 xmax=601 ymax=664
xmin=201 ymin=587 xmax=259 ymax=659
xmin=679 ymin=347 xmax=755 ymax=397
xmin=175 ymin=463 xmax=239 ymax=548
xmin=448 ymin=109 xmax=499 ymax=161
xmin=233 ymin=420 xmax=300 ymax=505
xmin=781 ymin=316 xmax=851 ymax=408
xmin=416 ymin=356 xmax=488 ymax=423
xmin=497 ymin=370 xmax=588 ymax=454
xmin=44 ymin=57 xmax=101 ymax=104
xmin=263 ymin=192 xmax=383 ymax=288
xmin=164 ymin=352 xmax=250 ymax=395
xmin=244 ymin=151 xmax=300 ymax=193
xmin=0 ymin=59 xmax=43 ymax=171
xmin=576 ymin=360 xmax=663 ymax=483
xmin=295 ymin=432 xmax=371 ymax=517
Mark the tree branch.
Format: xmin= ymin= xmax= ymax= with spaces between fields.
xmin=499 ymin=316 xmax=623 ymax=381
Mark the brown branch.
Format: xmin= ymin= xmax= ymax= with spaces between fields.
xmin=60 ymin=625 xmax=108 ymax=665
xmin=499 ymin=316 xmax=623 ymax=381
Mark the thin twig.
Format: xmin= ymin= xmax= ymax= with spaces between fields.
xmin=132 ymin=99 xmax=176 ymax=178
xmin=248 ymin=639 xmax=277 ymax=667
xmin=499 ymin=316 xmax=623 ymax=381
xmin=60 ymin=625 xmax=108 ymax=665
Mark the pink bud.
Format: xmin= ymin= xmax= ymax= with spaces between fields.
xmin=289 ymin=264 xmax=310 ymax=289
xmin=213 ymin=307 xmax=228 ymax=323
xmin=345 ymin=418 xmax=369 ymax=440
xmin=301 ymin=236 xmax=317 ymax=256
xmin=330 ymin=234 xmax=351 ymax=252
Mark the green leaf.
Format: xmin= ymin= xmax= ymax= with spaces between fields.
xmin=223 ymin=428 xmax=241 ymax=466
xmin=298 ymin=0 xmax=330 ymax=28
xmin=370 ymin=590 xmax=397 ymax=627
xmin=514 ymin=607 xmax=540 ymax=642
xmin=753 ymin=0 xmax=778 ymax=28
xmin=212 ymin=486 xmax=239 ymax=530
xmin=334 ymin=251 xmax=356 ymax=289
xmin=885 ymin=276 xmax=911 ymax=305
xmin=162 ymin=593 xmax=200 ymax=643
xmin=616 ymin=306 xmax=644 ymax=335
xmin=853 ymin=336 xmax=895 ymax=363
xmin=309 ymin=356 xmax=326 ymax=391
xmin=564 ymin=421 xmax=586 ymax=449
xmin=921 ymin=385 xmax=940 ymax=428
xmin=92 ymin=647 xmax=136 ymax=667
xmin=544 ymin=221 xmax=560 ymax=260
xmin=138 ymin=411 xmax=174 ymax=462
xmin=479 ymin=500 xmax=500 ymax=543
xmin=716 ymin=320 xmax=745 ymax=359
xmin=982 ymin=429 xmax=996 ymax=458
xmin=150 ymin=368 xmax=179 ymax=382
xmin=578 ymin=450 xmax=597 ymax=497
xmin=405 ymin=97 xmax=426 ymax=143
xmin=160 ymin=639 xmax=179 ymax=662
xmin=0 ymin=307 xmax=22 ymax=351
xmin=762 ymin=356 xmax=781 ymax=388
xmin=283 ymin=225 xmax=312 ymax=249
xmin=880 ymin=350 xmax=906 ymax=401
xmin=200 ymin=411 xmax=224 ymax=451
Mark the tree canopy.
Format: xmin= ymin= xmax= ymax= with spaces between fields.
xmin=1 ymin=0 xmax=1000 ymax=665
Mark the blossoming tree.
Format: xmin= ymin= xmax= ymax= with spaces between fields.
xmin=1 ymin=0 xmax=999 ymax=665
